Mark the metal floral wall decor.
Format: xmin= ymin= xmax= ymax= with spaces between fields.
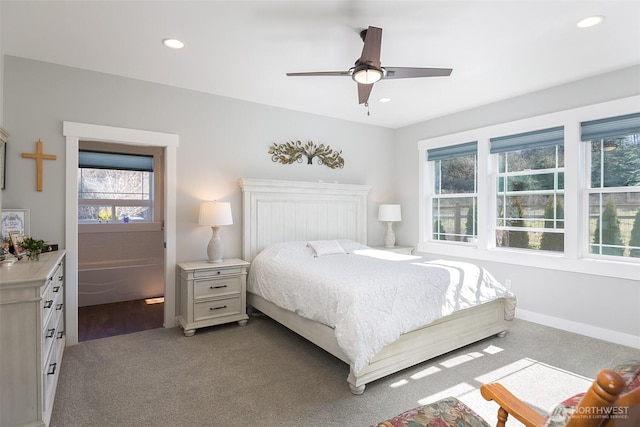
xmin=268 ymin=140 xmax=344 ymax=169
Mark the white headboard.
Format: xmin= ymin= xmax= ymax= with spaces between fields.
xmin=239 ymin=179 xmax=371 ymax=262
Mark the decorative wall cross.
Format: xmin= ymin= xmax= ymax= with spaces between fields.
xmin=21 ymin=139 xmax=57 ymax=191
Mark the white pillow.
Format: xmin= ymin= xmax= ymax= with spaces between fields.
xmin=307 ymin=240 xmax=346 ymax=257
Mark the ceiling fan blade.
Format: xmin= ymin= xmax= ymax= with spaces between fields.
xmin=286 ymin=71 xmax=351 ymax=77
xmin=383 ymin=67 xmax=453 ymax=79
xmin=359 ymin=26 xmax=382 ymax=68
xmin=358 ymin=83 xmax=374 ymax=104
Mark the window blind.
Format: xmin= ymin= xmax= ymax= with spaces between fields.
xmin=427 ymin=141 xmax=477 ymax=161
xmin=79 ymin=150 xmax=154 ymax=172
xmin=490 ymin=126 xmax=564 ymax=154
xmin=581 ymin=112 xmax=640 ymax=141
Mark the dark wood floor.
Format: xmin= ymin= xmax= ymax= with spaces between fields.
xmin=78 ymin=299 xmax=164 ymax=342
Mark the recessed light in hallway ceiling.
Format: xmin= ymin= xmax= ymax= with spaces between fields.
xmin=577 ymin=15 xmax=604 ymax=28
xmin=162 ymin=38 xmax=185 ymax=49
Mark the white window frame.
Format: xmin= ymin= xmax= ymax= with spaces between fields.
xmin=78 ymin=169 xmax=154 ymax=223
xmin=429 ymin=153 xmax=478 ymax=243
xmin=495 ymin=146 xmax=565 ymax=251
xmin=583 ymin=133 xmax=640 ymax=260
xmin=77 ymin=143 xmax=164 ymax=233
xmin=418 ymin=95 xmax=640 ymax=281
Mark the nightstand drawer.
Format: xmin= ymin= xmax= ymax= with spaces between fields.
xmin=193 ymin=267 xmax=242 ymax=278
xmin=194 ymin=297 xmax=241 ymax=321
xmin=194 ymin=276 xmax=241 ymax=299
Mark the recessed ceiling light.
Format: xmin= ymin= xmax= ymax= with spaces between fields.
xmin=378 ymin=97 xmax=392 ymax=103
xmin=162 ymin=38 xmax=184 ymax=49
xmin=577 ymin=15 xmax=604 ymax=29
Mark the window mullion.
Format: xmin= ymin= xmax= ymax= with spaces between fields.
xmin=477 ymin=137 xmax=492 ymax=248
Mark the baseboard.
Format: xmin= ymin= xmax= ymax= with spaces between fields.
xmin=516 ymin=309 xmax=640 ymax=349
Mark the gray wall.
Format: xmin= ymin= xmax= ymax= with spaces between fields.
xmin=3 ymin=55 xmax=639 ymax=345
xmin=393 ymin=65 xmax=640 ymax=342
xmin=3 ymin=56 xmax=395 ymax=263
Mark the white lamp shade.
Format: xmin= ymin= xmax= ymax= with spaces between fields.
xmin=378 ymin=204 xmax=402 ymax=222
xmin=199 ymin=201 xmax=233 ymax=226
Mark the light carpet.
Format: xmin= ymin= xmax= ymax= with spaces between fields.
xmin=51 ymin=316 xmax=639 ymax=426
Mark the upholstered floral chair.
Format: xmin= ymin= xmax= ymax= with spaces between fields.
xmin=373 ymin=360 xmax=639 ymax=427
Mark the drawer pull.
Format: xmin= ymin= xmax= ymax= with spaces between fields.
xmin=58 ymin=276 xmax=64 ymax=282
xmin=44 ymin=300 xmax=53 ymax=309
xmin=53 ymin=286 xmax=61 ymax=292
xmin=46 ymin=328 xmax=56 ymax=338
xmin=209 ymin=285 xmax=228 ymax=289
xmin=57 ymin=330 xmax=66 ymax=339
xmin=47 ymin=363 xmax=57 ymax=375
xmin=56 ymin=303 xmax=64 ymax=311
xmin=217 ymin=271 xmax=221 ymax=275
xmin=209 ymin=305 xmax=227 ymax=311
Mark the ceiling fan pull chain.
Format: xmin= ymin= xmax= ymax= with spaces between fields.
xmin=365 ymin=102 xmax=370 ymax=116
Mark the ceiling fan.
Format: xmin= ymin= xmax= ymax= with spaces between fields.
xmin=286 ymin=26 xmax=453 ymax=107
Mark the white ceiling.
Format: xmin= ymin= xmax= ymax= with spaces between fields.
xmin=2 ymin=1 xmax=639 ymax=129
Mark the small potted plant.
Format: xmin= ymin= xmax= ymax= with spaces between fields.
xmin=20 ymin=237 xmax=46 ymax=261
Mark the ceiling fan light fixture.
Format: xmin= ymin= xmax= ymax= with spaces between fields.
xmin=352 ymin=66 xmax=383 ymax=85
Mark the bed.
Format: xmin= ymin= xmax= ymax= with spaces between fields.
xmin=239 ymin=178 xmax=516 ymax=394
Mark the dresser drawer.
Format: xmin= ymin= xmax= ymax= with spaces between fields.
xmin=193 ymin=266 xmax=242 ymax=279
xmin=42 ymin=302 xmax=62 ymax=361
xmin=194 ymin=296 xmax=241 ymax=321
xmin=42 ymin=335 xmax=60 ymax=415
xmin=41 ymin=264 xmax=64 ymax=324
xmin=194 ymin=276 xmax=241 ymax=299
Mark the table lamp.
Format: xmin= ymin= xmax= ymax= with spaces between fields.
xmin=378 ymin=204 xmax=402 ymax=247
xmin=199 ymin=201 xmax=233 ymax=263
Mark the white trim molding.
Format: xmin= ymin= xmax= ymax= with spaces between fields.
xmin=517 ymin=309 xmax=640 ymax=349
xmin=63 ymin=121 xmax=179 ymax=345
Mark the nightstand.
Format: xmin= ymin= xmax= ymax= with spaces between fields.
xmin=177 ymin=258 xmax=250 ymax=337
xmin=372 ymin=245 xmax=414 ymax=255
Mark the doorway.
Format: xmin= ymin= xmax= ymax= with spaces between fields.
xmin=76 ymin=141 xmax=165 ymax=341
xmin=64 ymin=122 xmax=179 ymax=346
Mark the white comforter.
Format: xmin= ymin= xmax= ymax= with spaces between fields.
xmin=247 ymin=240 xmax=516 ymax=375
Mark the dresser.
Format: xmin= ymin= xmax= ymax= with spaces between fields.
xmin=177 ymin=258 xmax=250 ymax=336
xmin=0 ymin=250 xmax=66 ymax=427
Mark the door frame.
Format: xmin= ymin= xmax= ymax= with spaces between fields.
xmin=64 ymin=122 xmax=179 ymax=345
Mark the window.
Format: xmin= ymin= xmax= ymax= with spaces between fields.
xmin=582 ymin=113 xmax=640 ymax=258
xmin=427 ymin=142 xmax=477 ymax=242
xmin=418 ymin=97 xmax=639 ymax=279
xmin=491 ymin=127 xmax=565 ymax=252
xmin=78 ymin=148 xmax=157 ymax=224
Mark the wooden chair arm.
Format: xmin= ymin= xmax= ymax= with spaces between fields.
xmin=614 ymin=386 xmax=640 ymax=408
xmin=481 ymin=383 xmax=546 ymax=427
xmin=566 ymin=369 xmax=627 ymax=427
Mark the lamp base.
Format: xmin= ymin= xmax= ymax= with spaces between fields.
xmin=207 ymin=226 xmax=225 ymax=263
xmin=383 ymin=222 xmax=396 ymax=248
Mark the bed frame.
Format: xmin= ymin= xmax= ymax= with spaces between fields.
xmin=239 ymin=178 xmax=509 ymax=394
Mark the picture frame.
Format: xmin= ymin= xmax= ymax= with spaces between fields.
xmin=0 ymin=141 xmax=5 ymax=190
xmin=1 ymin=209 xmax=30 ymax=240
xmin=0 ymin=128 xmax=7 ymax=191
xmin=9 ymin=231 xmax=26 ymax=257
